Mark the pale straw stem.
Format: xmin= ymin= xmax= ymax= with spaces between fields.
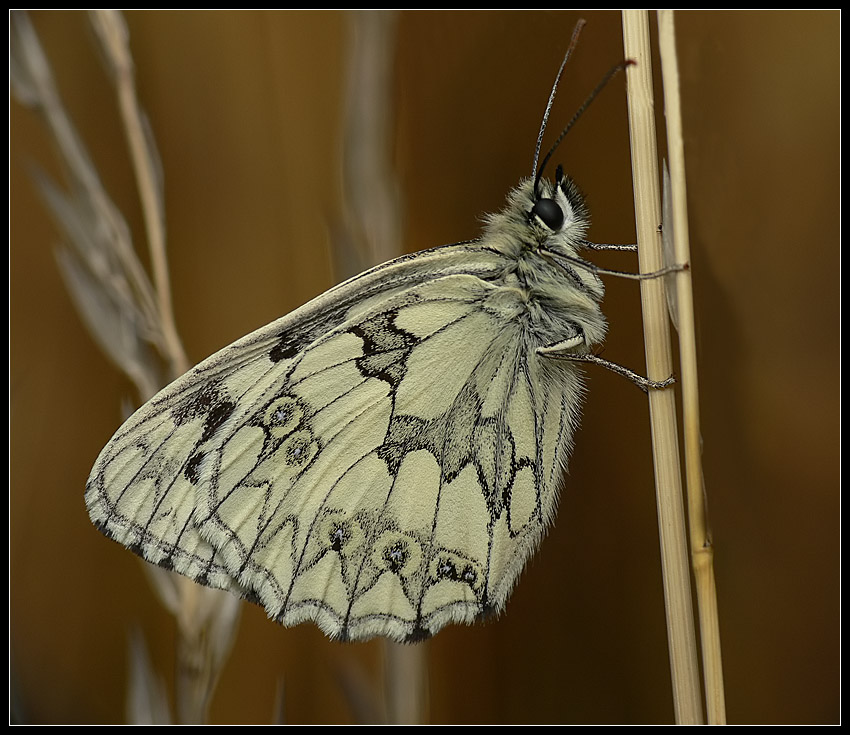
xmin=621 ymin=9 xmax=703 ymax=724
xmin=657 ymin=10 xmax=727 ymax=724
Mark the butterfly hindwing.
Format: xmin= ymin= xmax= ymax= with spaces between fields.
xmin=87 ymin=240 xmax=583 ymax=641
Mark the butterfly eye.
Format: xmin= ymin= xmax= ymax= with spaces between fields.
xmin=530 ymin=197 xmax=564 ymax=231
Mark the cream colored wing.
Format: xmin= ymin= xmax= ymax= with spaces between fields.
xmin=86 ymin=242 xmax=582 ymax=642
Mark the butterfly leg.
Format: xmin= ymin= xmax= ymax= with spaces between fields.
xmin=539 ymin=344 xmax=674 ymax=393
xmin=575 ymin=256 xmax=687 ymax=281
xmin=580 ymin=240 xmax=638 ymax=252
xmin=539 ymin=246 xmax=688 ymax=282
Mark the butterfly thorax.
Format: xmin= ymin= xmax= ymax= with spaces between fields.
xmin=479 ymin=177 xmax=607 ymax=351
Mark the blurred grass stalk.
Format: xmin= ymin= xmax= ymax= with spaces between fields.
xmin=621 ymin=9 xmax=703 ymax=725
xmin=11 ymin=10 xmax=240 ymax=724
xmin=656 ymin=10 xmax=727 ymax=724
xmin=87 ymin=10 xmax=189 ymax=382
xmin=339 ymin=10 xmax=428 ymax=725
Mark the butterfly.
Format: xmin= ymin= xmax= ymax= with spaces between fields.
xmin=85 ymin=28 xmax=674 ymax=644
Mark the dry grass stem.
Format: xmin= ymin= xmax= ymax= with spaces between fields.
xmin=127 ymin=628 xmax=172 ymax=725
xmin=88 ymin=9 xmax=189 ymax=380
xmin=657 ymin=10 xmax=727 ymax=724
xmin=621 ymin=9 xmax=703 ymax=724
xmin=11 ymin=10 xmax=162 ymax=403
xmin=11 ymin=10 xmax=240 ymax=724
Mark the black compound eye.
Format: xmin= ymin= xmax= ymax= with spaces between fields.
xmin=530 ymin=197 xmax=564 ymax=231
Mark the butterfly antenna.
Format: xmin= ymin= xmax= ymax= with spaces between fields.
xmin=533 ymin=57 xmax=635 ymax=197
xmin=531 ymin=19 xmax=586 ymax=197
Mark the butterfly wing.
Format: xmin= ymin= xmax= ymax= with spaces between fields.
xmin=86 ymin=241 xmax=583 ymax=642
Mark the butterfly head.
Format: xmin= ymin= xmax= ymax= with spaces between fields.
xmin=527 ymin=35 xmax=630 ymax=248
xmin=526 ymin=164 xmax=589 ymax=251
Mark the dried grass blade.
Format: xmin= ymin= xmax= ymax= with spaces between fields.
xmin=657 ymin=9 xmax=727 ymax=724
xmin=621 ymin=9 xmax=703 ymax=724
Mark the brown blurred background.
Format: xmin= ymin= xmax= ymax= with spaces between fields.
xmin=10 ymin=10 xmax=839 ymax=725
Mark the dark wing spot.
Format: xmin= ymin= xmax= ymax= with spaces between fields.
xmin=169 ymin=382 xmax=235 ymax=443
xmin=269 ymin=334 xmax=301 ymax=363
xmin=171 ymin=381 xmax=225 ymax=425
xmin=184 ymin=451 xmax=205 ymax=484
xmin=200 ymin=398 xmax=236 ymax=442
xmin=329 ymin=524 xmax=348 ymax=552
xmin=350 ymin=311 xmax=417 ymax=389
xmin=383 ymin=540 xmax=409 ymax=573
xmin=376 ymin=415 xmax=431 ymax=477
